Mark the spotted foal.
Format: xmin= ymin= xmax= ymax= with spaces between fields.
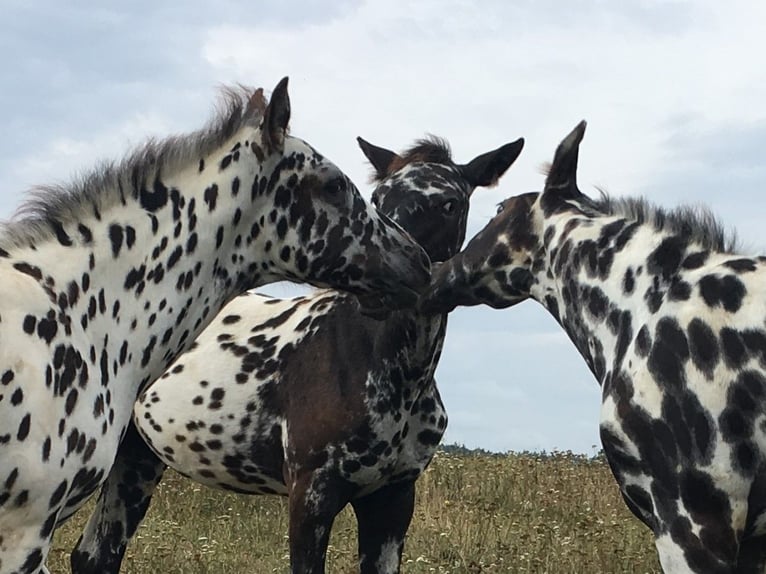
xmin=425 ymin=122 xmax=766 ymax=573
xmin=0 ymin=78 xmax=430 ymax=574
xmin=74 ymin=134 xmax=524 ymax=574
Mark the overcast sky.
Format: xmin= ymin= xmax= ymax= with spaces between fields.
xmin=2 ymin=0 xmax=765 ymax=453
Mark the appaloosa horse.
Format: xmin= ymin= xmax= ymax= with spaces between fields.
xmin=73 ymin=134 xmax=524 ymax=573
xmin=0 ymin=77 xmax=431 ymax=574
xmin=424 ymin=121 xmax=766 ymax=573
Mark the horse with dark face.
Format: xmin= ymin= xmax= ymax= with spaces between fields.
xmin=73 ymin=134 xmax=524 ymax=574
xmin=0 ymin=77 xmax=431 ymax=574
xmin=424 ymin=122 xmax=766 ymax=573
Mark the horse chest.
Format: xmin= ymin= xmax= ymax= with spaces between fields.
xmin=396 ymin=383 xmax=447 ymax=470
xmin=338 ymin=381 xmax=446 ymax=495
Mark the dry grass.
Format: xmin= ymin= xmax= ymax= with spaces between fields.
xmin=49 ymin=451 xmax=660 ymax=573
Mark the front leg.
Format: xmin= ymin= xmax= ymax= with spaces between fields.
xmin=71 ymin=422 xmax=166 ymax=574
xmin=351 ymin=481 xmax=416 ymax=574
xmin=737 ymin=533 xmax=766 ymax=574
xmin=288 ymin=471 xmax=349 ymax=574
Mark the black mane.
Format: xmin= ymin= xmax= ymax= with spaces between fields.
xmin=373 ymin=136 xmax=453 ymax=181
xmin=588 ymin=190 xmax=739 ymax=253
xmin=1 ymin=85 xmax=265 ymax=248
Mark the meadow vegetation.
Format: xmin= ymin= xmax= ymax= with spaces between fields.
xmin=50 ymin=450 xmax=660 ymax=573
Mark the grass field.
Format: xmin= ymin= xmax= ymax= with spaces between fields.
xmin=49 ymin=451 xmax=661 ymax=573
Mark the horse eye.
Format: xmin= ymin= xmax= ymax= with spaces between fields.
xmin=496 ymin=203 xmax=504 ymax=215
xmin=324 ymin=178 xmax=345 ymax=195
xmin=443 ymin=200 xmax=455 ymax=214
xmin=371 ymin=195 xmax=380 ymax=207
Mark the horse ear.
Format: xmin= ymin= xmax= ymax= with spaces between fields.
xmin=460 ymin=138 xmax=525 ymax=191
xmin=357 ymin=137 xmax=400 ymax=180
xmin=544 ymin=120 xmax=586 ymax=198
xmin=263 ymin=77 xmax=291 ymax=152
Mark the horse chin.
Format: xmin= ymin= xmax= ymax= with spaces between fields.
xmin=418 ymin=294 xmax=458 ymax=315
xmin=483 ymin=292 xmax=528 ymax=310
xmin=487 ymin=299 xmax=517 ymax=310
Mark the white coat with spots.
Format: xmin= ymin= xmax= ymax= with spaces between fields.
xmin=425 ymin=122 xmax=766 ymax=573
xmin=0 ymin=78 xmax=430 ymax=574
xmin=73 ymin=135 xmax=524 ymax=574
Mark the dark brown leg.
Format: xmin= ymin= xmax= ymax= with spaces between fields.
xmin=736 ymin=534 xmax=766 ymax=574
xmin=351 ymin=481 xmax=416 ymax=574
xmin=288 ymin=471 xmax=348 ymax=574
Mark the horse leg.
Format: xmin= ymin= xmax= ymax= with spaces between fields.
xmin=70 ymin=422 xmax=166 ymax=574
xmin=287 ymin=472 xmax=347 ymax=574
xmin=0 ymin=509 xmax=58 ymax=574
xmin=735 ymin=534 xmax=766 ymax=573
xmin=653 ymin=519 xmax=741 ymax=574
xmin=351 ymin=480 xmax=415 ymax=574
xmin=0 ymin=533 xmax=52 ymax=574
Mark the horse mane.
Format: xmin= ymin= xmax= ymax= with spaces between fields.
xmin=374 ymin=135 xmax=453 ymax=181
xmin=588 ymin=189 xmax=739 ymax=253
xmin=0 ymin=85 xmax=266 ymax=249
xmin=539 ymin=158 xmax=738 ymax=253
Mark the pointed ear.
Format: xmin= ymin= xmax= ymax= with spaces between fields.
xmin=262 ymin=77 xmax=291 ymax=152
xmin=544 ymin=120 xmax=586 ymax=197
xmin=460 ymin=138 xmax=524 ymax=191
xmin=357 ymin=137 xmax=400 ymax=180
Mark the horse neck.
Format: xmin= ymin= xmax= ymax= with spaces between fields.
xmin=378 ymin=308 xmax=448 ymax=392
xmin=531 ymin=211 xmax=696 ymax=384
xmin=375 ymin=205 xmax=452 ymax=390
xmin=412 ymin=311 xmax=448 ymax=389
xmin=3 ymin=129 xmax=267 ymax=394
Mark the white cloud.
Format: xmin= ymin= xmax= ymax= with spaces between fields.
xmin=0 ymin=0 xmax=765 ymax=451
xmin=9 ymin=111 xmax=175 ymax=191
xmin=197 ymin=0 xmax=766 ymax=243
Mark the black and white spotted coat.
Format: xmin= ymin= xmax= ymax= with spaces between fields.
xmin=426 ymin=121 xmax=766 ymax=574
xmin=0 ymin=78 xmax=430 ymax=574
xmin=74 ymin=135 xmax=524 ymax=574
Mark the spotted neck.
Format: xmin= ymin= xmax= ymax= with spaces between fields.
xmin=531 ymin=209 xmax=712 ymax=385
xmin=1 ymin=128 xmax=277 ymax=397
